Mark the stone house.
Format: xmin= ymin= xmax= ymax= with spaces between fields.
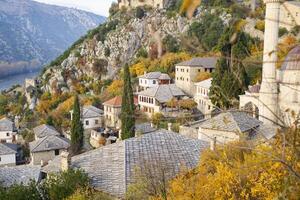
xmin=70 ymin=105 xmax=104 ymax=130
xmin=0 ymin=117 xmax=17 ymax=143
xmin=0 ymin=143 xmax=16 ymax=166
xmin=175 ymin=57 xmax=217 ymax=97
xmin=43 ymin=130 xmax=209 ymax=198
xmin=279 ymin=1 xmax=300 ymax=30
xmin=118 ymin=0 xmax=167 ymax=9
xmin=33 ymin=124 xmax=60 ymax=140
xmin=29 ymin=135 xmax=70 ymax=165
xmin=194 ymin=78 xmax=214 ymax=119
xmin=198 ymin=111 xmax=263 ymax=144
xmin=138 ymin=72 xmax=171 ymax=90
xmin=103 ymin=96 xmax=138 ymax=128
xmin=138 ymin=84 xmax=186 ymax=116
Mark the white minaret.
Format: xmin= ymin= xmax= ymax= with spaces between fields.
xmin=258 ymin=0 xmax=280 ymax=124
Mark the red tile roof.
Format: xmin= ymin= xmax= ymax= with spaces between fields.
xmin=103 ymin=96 xmax=138 ymax=107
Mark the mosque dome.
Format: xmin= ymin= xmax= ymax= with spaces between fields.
xmin=281 ymin=45 xmax=300 ymax=71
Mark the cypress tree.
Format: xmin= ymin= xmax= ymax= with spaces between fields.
xmin=71 ymin=95 xmax=84 ymax=154
xmin=121 ymin=63 xmax=135 ymax=140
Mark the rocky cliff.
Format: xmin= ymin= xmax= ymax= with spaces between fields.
xmin=39 ymin=8 xmax=196 ymax=94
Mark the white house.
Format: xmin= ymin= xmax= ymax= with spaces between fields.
xmin=71 ymin=105 xmax=104 ymax=130
xmin=0 ymin=143 xmax=16 ymax=166
xmin=194 ymin=78 xmax=214 ymax=119
xmin=279 ymin=1 xmax=300 ymax=30
xmin=138 ymin=72 xmax=171 ymax=90
xmin=138 ymin=84 xmax=186 ymax=115
xmin=0 ymin=118 xmax=17 ymax=143
xmin=175 ymin=57 xmax=217 ymax=97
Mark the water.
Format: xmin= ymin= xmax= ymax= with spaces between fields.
xmin=0 ymin=71 xmax=40 ymax=91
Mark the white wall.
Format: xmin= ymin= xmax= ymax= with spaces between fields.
xmin=139 ymin=78 xmax=159 ymax=89
xmin=82 ymin=117 xmax=104 ymax=130
xmin=0 ymin=153 xmax=16 ymax=166
xmin=0 ymin=131 xmax=16 ymax=143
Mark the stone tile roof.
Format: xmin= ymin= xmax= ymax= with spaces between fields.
xmin=281 ymin=45 xmax=300 ymax=71
xmin=195 ymin=78 xmax=212 ymax=89
xmin=103 ymin=96 xmax=138 ymax=107
xmin=135 ymin=123 xmax=157 ymax=134
xmin=0 ymin=165 xmax=41 ymax=187
xmin=176 ymin=57 xmax=217 ymax=68
xmin=0 ymin=117 xmax=15 ymax=132
xmin=42 ymin=155 xmax=62 ymax=174
xmin=200 ymin=111 xmax=262 ymax=133
xmin=30 ymin=135 xmax=70 ymax=153
xmin=138 ymin=84 xmax=186 ymax=103
xmin=0 ymin=143 xmax=16 ymax=155
xmin=82 ymin=106 xmax=104 ymax=118
xmin=33 ymin=124 xmax=60 ymax=139
xmin=71 ymin=130 xmax=208 ymax=197
xmin=139 ymin=72 xmax=171 ymax=80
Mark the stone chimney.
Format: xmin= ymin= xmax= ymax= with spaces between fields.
xmin=168 ymin=123 xmax=172 ymax=131
xmin=61 ymin=151 xmax=71 ymax=172
xmin=210 ymin=137 xmax=217 ymax=151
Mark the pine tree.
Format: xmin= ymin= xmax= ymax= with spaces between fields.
xmin=121 ymin=63 xmax=135 ymax=140
xmin=71 ymin=95 xmax=84 ymax=154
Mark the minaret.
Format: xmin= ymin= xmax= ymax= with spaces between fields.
xmin=258 ymin=0 xmax=280 ymax=124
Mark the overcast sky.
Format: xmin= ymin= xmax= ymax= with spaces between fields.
xmin=33 ymin=0 xmax=116 ymax=16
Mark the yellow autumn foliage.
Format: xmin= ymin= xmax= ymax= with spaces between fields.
xmin=106 ymin=79 xmax=124 ymax=97
xmin=168 ymin=128 xmax=300 ymax=200
xmin=194 ymin=71 xmax=211 ymax=82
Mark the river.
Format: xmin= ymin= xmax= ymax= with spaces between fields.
xmin=0 ymin=71 xmax=40 ymax=91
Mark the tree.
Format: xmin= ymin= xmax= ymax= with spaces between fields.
xmin=71 ymin=95 xmax=84 ymax=154
xmin=163 ymin=35 xmax=180 ymax=53
xmin=209 ymin=28 xmax=251 ymax=108
xmin=121 ymin=64 xmax=135 ymax=140
xmin=168 ymin=127 xmax=300 ymax=199
xmin=46 ymin=115 xmax=54 ymax=126
xmin=92 ymin=59 xmax=108 ymax=80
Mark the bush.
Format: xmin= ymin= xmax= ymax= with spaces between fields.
xmin=279 ymin=27 xmax=288 ymax=37
xmin=104 ymin=47 xmax=110 ymax=57
xmin=188 ymin=13 xmax=224 ymax=51
xmin=291 ymin=25 xmax=300 ymax=36
xmin=135 ymin=7 xmax=145 ymax=19
xmin=136 ymin=48 xmax=148 ymax=58
xmin=255 ymin=20 xmax=265 ymax=32
xmin=163 ymin=35 xmax=180 ymax=53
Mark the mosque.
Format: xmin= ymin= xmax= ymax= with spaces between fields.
xmin=239 ymin=0 xmax=300 ymax=127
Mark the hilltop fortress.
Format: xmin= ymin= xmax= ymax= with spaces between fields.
xmin=118 ymin=0 xmax=168 ymax=9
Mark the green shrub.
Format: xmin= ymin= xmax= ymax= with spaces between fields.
xmin=255 ymin=20 xmax=265 ymax=32
xmin=291 ymin=25 xmax=300 ymax=36
xmin=163 ymin=35 xmax=180 ymax=53
xmin=135 ymin=7 xmax=145 ymax=19
xmin=279 ymin=27 xmax=288 ymax=37
xmin=104 ymin=47 xmax=110 ymax=57
xmin=136 ymin=48 xmax=148 ymax=58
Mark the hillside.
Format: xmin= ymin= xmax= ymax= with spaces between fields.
xmin=0 ymin=0 xmax=106 ymax=78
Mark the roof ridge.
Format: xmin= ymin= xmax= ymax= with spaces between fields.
xmin=228 ymin=112 xmax=243 ymax=133
xmin=31 ymin=135 xmax=48 ymax=151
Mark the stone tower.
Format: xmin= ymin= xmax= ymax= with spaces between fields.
xmin=258 ymin=0 xmax=280 ymax=124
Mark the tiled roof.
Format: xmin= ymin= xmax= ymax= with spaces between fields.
xmin=0 ymin=165 xmax=41 ymax=187
xmin=82 ymin=106 xmax=104 ymax=118
xmin=0 ymin=143 xmax=16 ymax=155
xmin=135 ymin=123 xmax=157 ymax=134
xmin=103 ymin=96 xmax=138 ymax=107
xmin=195 ymin=78 xmax=212 ymax=89
xmin=200 ymin=111 xmax=262 ymax=133
xmin=30 ymin=135 xmax=70 ymax=153
xmin=176 ymin=57 xmax=218 ymax=68
xmin=71 ymin=130 xmax=208 ymax=197
xmin=138 ymin=84 xmax=186 ymax=103
xmin=139 ymin=72 xmax=170 ymax=80
xmin=42 ymin=155 xmax=62 ymax=174
xmin=33 ymin=124 xmax=60 ymax=138
xmin=281 ymin=45 xmax=300 ymax=71
xmin=0 ymin=117 xmax=15 ymax=132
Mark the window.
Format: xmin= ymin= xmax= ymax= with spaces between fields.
xmin=6 ymin=133 xmax=9 ymax=137
xmin=55 ymin=149 xmax=59 ymax=156
xmin=198 ymin=69 xmax=201 ymax=72
xmin=186 ymin=69 xmax=189 ymax=73
xmin=0 ymin=157 xmax=1 ymax=161
xmin=95 ymin=120 xmax=99 ymax=124
xmin=85 ymin=120 xmax=89 ymax=125
xmin=153 ymin=80 xmax=156 ymax=84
